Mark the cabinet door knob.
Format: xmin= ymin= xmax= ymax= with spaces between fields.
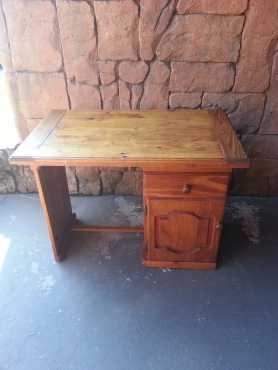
xmin=182 ymin=184 xmax=192 ymax=193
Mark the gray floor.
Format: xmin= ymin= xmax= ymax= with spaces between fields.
xmin=0 ymin=194 xmax=277 ymax=370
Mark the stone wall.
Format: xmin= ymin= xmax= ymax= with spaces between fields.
xmin=0 ymin=148 xmax=143 ymax=195
xmin=0 ymin=0 xmax=278 ymax=196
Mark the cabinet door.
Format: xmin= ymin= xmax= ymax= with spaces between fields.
xmin=145 ymin=198 xmax=224 ymax=262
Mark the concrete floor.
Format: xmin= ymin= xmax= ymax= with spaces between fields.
xmin=0 ymin=195 xmax=277 ymax=370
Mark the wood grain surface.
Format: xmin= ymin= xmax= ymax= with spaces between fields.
xmin=10 ymin=109 xmax=249 ymax=169
xmin=32 ymin=166 xmax=74 ymax=261
xmin=144 ymin=173 xmax=229 ymax=198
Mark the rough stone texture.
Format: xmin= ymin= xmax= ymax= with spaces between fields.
xmin=140 ymin=61 xmax=170 ymax=109
xmin=16 ymin=73 xmax=69 ymax=118
xmin=157 ymin=15 xmax=244 ymax=62
xmin=0 ymin=149 xmax=9 ymax=170
xmin=94 ymin=0 xmax=139 ymax=60
xmin=12 ymin=166 xmax=37 ymax=193
xmin=234 ymin=1 xmax=278 ymax=92
xmin=115 ymin=169 xmax=143 ymax=196
xmin=57 ymin=0 xmax=98 ymax=85
xmin=0 ymin=151 xmax=77 ymax=194
xmin=177 ymin=0 xmax=248 ymax=14
xmin=0 ymin=72 xmax=29 ymax=140
xmin=131 ymin=85 xmax=144 ymax=110
xmin=0 ymin=149 xmax=16 ymax=193
xmin=66 ymin=167 xmax=78 ymax=194
xmin=119 ymin=81 xmax=131 ymax=110
xmin=98 ymin=62 xmax=116 ymax=85
xmin=101 ymin=83 xmax=119 ymax=110
xmin=100 ymin=169 xmax=123 ymax=195
xmin=232 ymin=160 xmax=278 ymax=196
xmin=3 ymin=0 xmax=61 ymax=72
xmin=139 ymin=0 xmax=176 ymax=60
xmin=202 ymin=93 xmax=265 ymax=134
xmin=169 ymin=93 xmax=202 ymax=109
xmin=260 ymin=53 xmax=278 ymax=134
xmin=242 ymin=135 xmax=278 ymax=160
xmin=75 ymin=167 xmax=101 ymax=196
xmin=1 ymin=0 xmax=278 ymax=195
xmin=170 ymin=62 xmax=234 ymax=92
xmin=68 ymin=81 xmax=101 ymax=109
xmin=0 ymin=171 xmax=15 ymax=193
xmin=0 ymin=3 xmax=12 ymax=71
xmin=119 ymin=61 xmax=149 ymax=84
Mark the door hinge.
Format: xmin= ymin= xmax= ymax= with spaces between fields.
xmin=215 ymin=221 xmax=223 ymax=230
xmin=144 ymin=204 xmax=148 ymax=215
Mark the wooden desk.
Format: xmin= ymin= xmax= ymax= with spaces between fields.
xmin=10 ymin=109 xmax=249 ymax=269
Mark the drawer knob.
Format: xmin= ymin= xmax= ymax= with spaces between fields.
xmin=182 ymin=184 xmax=192 ymax=193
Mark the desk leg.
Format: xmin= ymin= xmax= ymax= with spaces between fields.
xmin=33 ymin=166 xmax=74 ymax=262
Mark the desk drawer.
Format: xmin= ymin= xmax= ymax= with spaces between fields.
xmin=144 ymin=173 xmax=229 ymax=198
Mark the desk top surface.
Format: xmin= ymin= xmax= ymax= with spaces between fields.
xmin=10 ymin=109 xmax=248 ymax=169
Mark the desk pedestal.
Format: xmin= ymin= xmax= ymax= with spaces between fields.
xmin=33 ymin=166 xmax=229 ymax=269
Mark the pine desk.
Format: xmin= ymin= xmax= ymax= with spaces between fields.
xmin=10 ymin=109 xmax=249 ymax=269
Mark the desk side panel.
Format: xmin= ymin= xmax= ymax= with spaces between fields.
xmin=33 ymin=165 xmax=73 ymax=261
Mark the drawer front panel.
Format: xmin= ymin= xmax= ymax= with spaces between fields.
xmin=144 ymin=173 xmax=229 ymax=198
